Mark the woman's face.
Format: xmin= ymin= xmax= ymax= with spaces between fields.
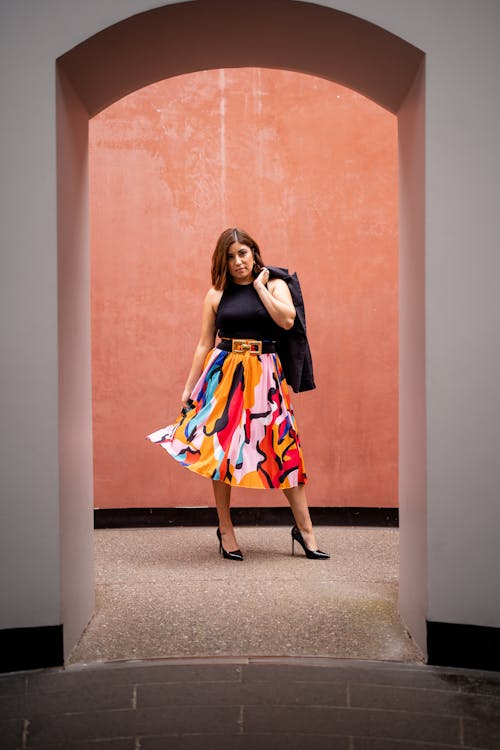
xmin=227 ymin=242 xmax=254 ymax=284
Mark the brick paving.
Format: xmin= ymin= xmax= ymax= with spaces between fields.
xmin=1 ymin=657 xmax=500 ymax=749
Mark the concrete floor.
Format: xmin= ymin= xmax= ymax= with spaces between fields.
xmin=68 ymin=526 xmax=423 ymax=665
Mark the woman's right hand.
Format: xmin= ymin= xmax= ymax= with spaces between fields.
xmin=179 ymin=287 xmax=220 ymax=414
xmin=181 ymin=389 xmax=192 ymax=410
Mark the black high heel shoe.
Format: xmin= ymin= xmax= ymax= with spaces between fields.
xmin=291 ymin=525 xmax=330 ymax=559
xmin=216 ymin=528 xmax=244 ymax=561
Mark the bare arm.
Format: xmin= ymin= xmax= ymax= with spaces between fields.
xmin=253 ymin=269 xmax=296 ymax=330
xmin=181 ymin=288 xmax=221 ymax=407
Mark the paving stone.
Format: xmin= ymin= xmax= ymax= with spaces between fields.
xmin=0 ymin=673 xmax=26 ymax=695
xmin=463 ymin=716 xmax=500 ymax=750
xmin=0 ymin=691 xmax=25 ymax=719
xmin=243 ymin=662 xmax=441 ymax=688
xmin=243 ymin=705 xmax=460 ymax=744
xmin=140 ymin=735 xmax=350 ymax=750
xmin=359 ymin=743 xmax=469 ymax=750
xmin=25 ymin=682 xmax=134 ymax=715
xmin=26 ymin=663 xmax=242 ymax=692
xmin=27 ymin=705 xmax=241 ymax=746
xmin=136 ymin=679 xmax=347 ymax=708
xmin=349 ymin=682 xmax=500 ymax=718
xmin=458 ymin=673 xmax=500 ymax=696
xmin=26 ymin=741 xmax=136 ymax=750
xmin=242 ymin=663 xmax=354 ymax=684
xmin=0 ymin=717 xmax=24 ymax=750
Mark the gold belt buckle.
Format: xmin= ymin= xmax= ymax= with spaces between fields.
xmin=232 ymin=338 xmax=262 ymax=355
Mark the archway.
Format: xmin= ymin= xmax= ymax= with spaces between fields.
xmin=57 ymin=0 xmax=425 ymax=659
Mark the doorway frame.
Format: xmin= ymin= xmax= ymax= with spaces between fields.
xmin=56 ymin=0 xmax=426 ymax=660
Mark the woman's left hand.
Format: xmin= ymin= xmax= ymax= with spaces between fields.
xmin=253 ymin=267 xmax=270 ymax=289
xmin=252 ymin=271 xmax=296 ymax=330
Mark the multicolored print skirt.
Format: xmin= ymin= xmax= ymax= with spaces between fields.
xmin=146 ymin=347 xmax=307 ymax=489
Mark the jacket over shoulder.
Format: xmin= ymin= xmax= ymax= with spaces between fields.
xmin=266 ymin=265 xmax=316 ymax=393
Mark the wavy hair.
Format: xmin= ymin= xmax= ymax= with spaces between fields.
xmin=211 ymin=227 xmax=264 ymax=290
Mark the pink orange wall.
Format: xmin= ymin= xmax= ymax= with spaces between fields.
xmin=90 ymin=68 xmax=398 ymax=508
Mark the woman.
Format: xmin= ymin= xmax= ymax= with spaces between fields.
xmin=147 ymin=228 xmax=329 ymax=561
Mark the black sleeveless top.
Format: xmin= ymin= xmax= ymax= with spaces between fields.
xmin=215 ymin=281 xmax=282 ymax=341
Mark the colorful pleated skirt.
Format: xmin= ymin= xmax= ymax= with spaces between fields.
xmin=146 ymin=346 xmax=307 ymax=489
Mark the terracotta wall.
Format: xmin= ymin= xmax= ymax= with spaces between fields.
xmin=90 ymin=67 xmax=398 ymax=508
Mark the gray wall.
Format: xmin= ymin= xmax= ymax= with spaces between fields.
xmin=1 ymin=0 xmax=499 ymax=659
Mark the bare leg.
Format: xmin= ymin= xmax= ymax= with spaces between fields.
xmin=283 ymin=484 xmax=320 ymax=551
xmin=212 ymin=480 xmax=240 ymax=552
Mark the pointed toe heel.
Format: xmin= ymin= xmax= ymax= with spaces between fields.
xmin=216 ymin=528 xmax=244 ymax=561
xmin=291 ymin=525 xmax=330 ymax=560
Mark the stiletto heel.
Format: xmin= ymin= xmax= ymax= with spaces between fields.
xmin=216 ymin=528 xmax=244 ymax=561
xmin=291 ymin=525 xmax=330 ymax=560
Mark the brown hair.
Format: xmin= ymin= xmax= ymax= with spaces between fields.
xmin=211 ymin=227 xmax=265 ymax=290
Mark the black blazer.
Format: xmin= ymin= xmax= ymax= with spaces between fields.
xmin=266 ymin=265 xmax=316 ymax=393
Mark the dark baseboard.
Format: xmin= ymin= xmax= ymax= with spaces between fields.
xmin=427 ymin=620 xmax=500 ymax=672
xmin=94 ymin=506 xmax=399 ymax=529
xmin=0 ymin=625 xmax=64 ymax=674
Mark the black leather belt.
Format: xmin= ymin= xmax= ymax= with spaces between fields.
xmin=218 ymin=338 xmax=276 ymax=354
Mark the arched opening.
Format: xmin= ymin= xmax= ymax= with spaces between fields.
xmin=57 ymin=0 xmax=425 ymax=659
